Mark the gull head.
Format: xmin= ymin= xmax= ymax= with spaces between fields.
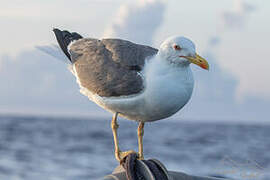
xmin=159 ymin=36 xmax=209 ymax=70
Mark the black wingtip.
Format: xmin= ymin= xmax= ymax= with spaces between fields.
xmin=52 ymin=28 xmax=83 ymax=62
xmin=52 ymin=28 xmax=62 ymax=34
xmin=52 ymin=28 xmax=57 ymax=32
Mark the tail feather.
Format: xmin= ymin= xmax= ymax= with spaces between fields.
xmin=53 ymin=28 xmax=83 ymax=62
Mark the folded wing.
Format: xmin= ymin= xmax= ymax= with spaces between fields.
xmin=70 ymin=38 xmax=158 ymax=97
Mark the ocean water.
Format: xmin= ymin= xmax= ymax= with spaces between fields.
xmin=0 ymin=115 xmax=269 ymax=180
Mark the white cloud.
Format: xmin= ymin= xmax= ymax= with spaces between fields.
xmin=213 ymin=0 xmax=270 ymax=99
xmin=220 ymin=0 xmax=256 ymax=30
xmin=103 ymin=0 xmax=166 ymax=45
xmin=205 ymin=0 xmax=270 ymax=100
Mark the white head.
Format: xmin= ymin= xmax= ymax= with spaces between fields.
xmin=159 ymin=36 xmax=209 ymax=70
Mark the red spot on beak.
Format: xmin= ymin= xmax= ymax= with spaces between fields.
xmin=200 ymin=63 xmax=208 ymax=70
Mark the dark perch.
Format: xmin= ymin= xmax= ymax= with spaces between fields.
xmin=101 ymin=153 xmax=230 ymax=180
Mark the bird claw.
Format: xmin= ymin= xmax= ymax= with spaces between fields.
xmin=116 ymin=150 xmax=139 ymax=162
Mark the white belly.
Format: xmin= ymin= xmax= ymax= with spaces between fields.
xmin=77 ymin=59 xmax=194 ymax=122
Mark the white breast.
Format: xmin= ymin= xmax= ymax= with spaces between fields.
xmin=142 ymin=58 xmax=194 ymax=121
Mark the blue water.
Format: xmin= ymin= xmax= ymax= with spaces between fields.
xmin=0 ymin=115 xmax=269 ymax=180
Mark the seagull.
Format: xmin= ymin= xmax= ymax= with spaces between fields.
xmin=52 ymin=28 xmax=209 ymax=162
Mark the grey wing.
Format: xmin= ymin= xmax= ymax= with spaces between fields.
xmin=69 ymin=38 xmax=158 ymax=97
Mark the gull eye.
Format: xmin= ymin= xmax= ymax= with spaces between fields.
xmin=173 ymin=45 xmax=181 ymax=51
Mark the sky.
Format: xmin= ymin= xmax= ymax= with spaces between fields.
xmin=0 ymin=0 xmax=270 ymax=123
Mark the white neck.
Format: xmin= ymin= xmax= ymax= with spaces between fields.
xmin=144 ymin=54 xmax=192 ymax=77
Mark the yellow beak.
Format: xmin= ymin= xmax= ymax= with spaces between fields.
xmin=185 ymin=54 xmax=209 ymax=70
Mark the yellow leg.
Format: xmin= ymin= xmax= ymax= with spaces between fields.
xmin=111 ymin=113 xmax=136 ymax=161
xmin=138 ymin=122 xmax=145 ymax=160
xmin=111 ymin=113 xmax=121 ymax=161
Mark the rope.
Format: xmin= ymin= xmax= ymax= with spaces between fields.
xmin=121 ymin=153 xmax=169 ymax=180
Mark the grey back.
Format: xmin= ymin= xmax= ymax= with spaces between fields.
xmin=69 ymin=38 xmax=158 ymax=97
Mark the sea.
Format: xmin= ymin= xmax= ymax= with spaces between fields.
xmin=0 ymin=115 xmax=269 ymax=180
